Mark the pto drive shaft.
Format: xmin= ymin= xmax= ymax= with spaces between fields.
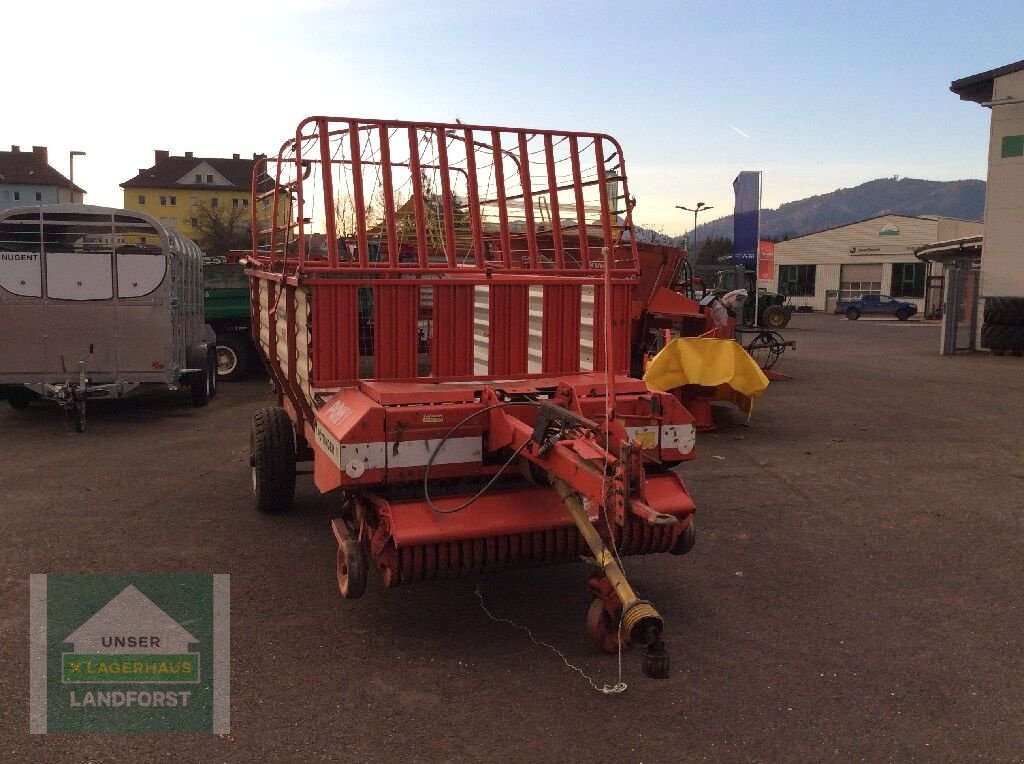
xmin=550 ymin=478 xmax=664 ymax=647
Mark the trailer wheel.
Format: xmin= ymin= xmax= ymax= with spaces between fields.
xmin=669 ymin=519 xmax=696 ymax=555
xmin=250 ymin=407 xmax=296 ymax=513
xmin=208 ymin=347 xmax=218 ymax=398
xmin=336 ymin=539 xmax=368 ymax=599
xmin=215 ymin=335 xmax=250 ymax=381
xmin=845 ymin=307 xmax=860 ymax=321
xmin=586 ymin=599 xmax=631 ymax=654
xmin=190 ymin=353 xmax=213 ymax=407
xmin=7 ymin=387 xmax=35 ymax=410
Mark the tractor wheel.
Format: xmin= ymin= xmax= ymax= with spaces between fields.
xmin=215 ymin=335 xmax=251 ymax=381
xmin=250 ymin=407 xmax=296 ymax=513
xmin=586 ymin=599 xmax=631 ymax=654
xmin=984 ymin=297 xmax=1024 ymax=326
xmin=336 ymin=539 xmax=368 ymax=599
xmin=763 ymin=305 xmax=789 ymax=329
xmin=7 ymin=387 xmax=35 ymax=410
xmin=846 ymin=307 xmax=860 ymax=321
xmin=895 ymin=308 xmax=912 ymax=321
xmin=981 ymin=323 xmax=1024 ymax=352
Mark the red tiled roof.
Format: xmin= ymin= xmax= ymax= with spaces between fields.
xmin=0 ymin=149 xmax=85 ymax=193
xmin=121 ymin=152 xmax=265 ymax=191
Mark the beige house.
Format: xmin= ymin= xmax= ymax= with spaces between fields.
xmin=768 ymin=214 xmax=983 ymax=314
xmin=951 ymin=60 xmax=1024 ymax=300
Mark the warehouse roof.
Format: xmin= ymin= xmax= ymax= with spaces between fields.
xmin=950 ymin=59 xmax=1024 ymax=104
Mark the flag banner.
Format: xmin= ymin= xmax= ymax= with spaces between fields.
xmin=732 ymin=171 xmax=761 ymax=265
xmin=757 ymin=240 xmax=775 ymax=282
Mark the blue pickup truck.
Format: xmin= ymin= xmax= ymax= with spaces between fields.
xmin=835 ymin=294 xmax=918 ymax=321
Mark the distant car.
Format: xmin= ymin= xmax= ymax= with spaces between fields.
xmin=835 ymin=294 xmax=918 ymax=321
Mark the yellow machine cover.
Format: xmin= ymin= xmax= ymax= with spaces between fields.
xmin=642 ymin=337 xmax=770 ymax=416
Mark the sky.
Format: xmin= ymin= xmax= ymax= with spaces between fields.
xmin=5 ymin=0 xmax=1022 ymax=236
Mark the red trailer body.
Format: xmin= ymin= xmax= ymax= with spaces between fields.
xmin=245 ymin=117 xmax=700 ymax=675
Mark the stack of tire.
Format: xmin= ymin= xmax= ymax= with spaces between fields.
xmin=981 ymin=297 xmax=1024 ymax=355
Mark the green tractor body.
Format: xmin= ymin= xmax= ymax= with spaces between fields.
xmin=714 ymin=266 xmax=793 ymax=329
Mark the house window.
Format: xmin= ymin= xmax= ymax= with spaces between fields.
xmin=169 ymin=196 xmax=177 ymax=206
xmin=195 ymin=174 xmax=202 ymax=184
xmin=13 ymin=191 xmax=20 ymax=201
xmin=211 ymin=198 xmax=219 ymax=208
xmin=191 ymin=217 xmax=198 ymax=229
xmin=159 ymin=195 xmax=167 ymax=206
xmin=206 ymin=174 xmax=213 ymax=183
xmin=778 ymin=264 xmax=816 ymax=297
xmin=242 ymin=198 xmax=249 ymax=208
xmin=232 ymin=198 xmax=239 ymax=208
xmin=35 ymin=191 xmax=42 ymax=201
xmin=891 ymin=262 xmax=926 ymax=298
xmin=138 ymin=194 xmax=146 ymax=205
xmin=140 ymin=236 xmax=147 ymax=245
xmin=190 ymin=196 xmax=198 ymax=207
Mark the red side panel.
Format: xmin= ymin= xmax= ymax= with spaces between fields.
xmin=312 ymin=285 xmax=360 ymax=386
xmin=542 ymin=284 xmax=581 ymax=374
xmin=593 ymin=283 xmax=633 ymax=373
xmin=432 ymin=285 xmax=475 ymax=377
xmin=375 ymin=284 xmax=419 ymax=379
xmin=489 ymin=285 xmax=529 ymax=375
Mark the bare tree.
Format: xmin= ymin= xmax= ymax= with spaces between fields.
xmin=194 ymin=203 xmax=251 ymax=258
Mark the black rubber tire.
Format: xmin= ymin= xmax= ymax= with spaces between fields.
xmin=190 ymin=352 xmax=212 ymax=407
xmin=215 ymin=335 xmax=251 ymax=381
xmin=846 ymin=307 xmax=860 ymax=321
xmin=984 ymin=297 xmax=1024 ymax=326
xmin=762 ymin=305 xmax=789 ymax=329
xmin=7 ymin=387 xmax=35 ymax=410
xmin=337 ymin=539 xmax=368 ymax=599
xmin=669 ymin=520 xmax=696 ymax=556
xmin=981 ymin=323 xmax=1024 ymax=352
xmin=207 ymin=347 xmax=218 ymax=398
xmin=895 ymin=308 xmax=912 ymax=321
xmin=250 ymin=407 xmax=296 ymax=513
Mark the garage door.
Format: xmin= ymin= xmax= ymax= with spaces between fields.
xmin=840 ymin=263 xmax=882 ymax=300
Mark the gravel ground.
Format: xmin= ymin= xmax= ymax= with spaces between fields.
xmin=2 ymin=313 xmax=1022 ymax=762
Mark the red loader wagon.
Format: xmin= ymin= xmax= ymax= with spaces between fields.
xmin=245 ymin=116 xmax=699 ymax=678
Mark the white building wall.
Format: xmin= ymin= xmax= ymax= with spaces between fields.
xmin=980 ymin=69 xmax=1024 ymax=298
xmin=771 ymin=215 xmax=982 ymax=312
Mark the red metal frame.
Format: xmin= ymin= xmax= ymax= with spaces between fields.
xmin=246 ymin=117 xmax=700 ymax=669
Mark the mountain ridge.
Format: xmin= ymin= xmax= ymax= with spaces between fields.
xmin=647 ymin=177 xmax=986 ymax=246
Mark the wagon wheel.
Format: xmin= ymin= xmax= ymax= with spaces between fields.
xmin=586 ymin=599 xmax=632 ymax=654
xmin=336 ymin=539 xmax=368 ymax=599
xmin=745 ymin=331 xmax=782 ymax=369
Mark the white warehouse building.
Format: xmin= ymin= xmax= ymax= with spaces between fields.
xmin=767 ymin=214 xmax=984 ymax=315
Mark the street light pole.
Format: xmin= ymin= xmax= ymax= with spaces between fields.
xmin=69 ymin=150 xmax=86 ymax=204
xmin=675 ymin=201 xmax=714 ymax=258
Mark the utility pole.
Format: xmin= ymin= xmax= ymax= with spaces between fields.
xmin=675 ymin=201 xmax=713 ymax=260
xmin=69 ymin=150 xmax=86 ymax=204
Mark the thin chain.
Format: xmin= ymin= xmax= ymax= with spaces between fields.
xmin=475 ymin=586 xmax=627 ymax=695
